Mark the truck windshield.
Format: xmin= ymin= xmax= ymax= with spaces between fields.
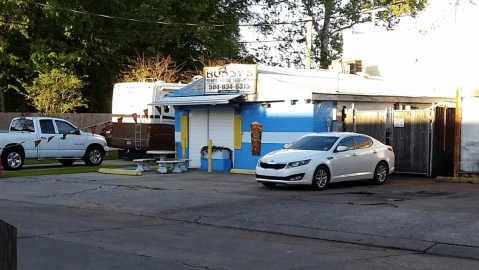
xmin=286 ymin=136 xmax=339 ymax=151
xmin=10 ymin=119 xmax=34 ymax=132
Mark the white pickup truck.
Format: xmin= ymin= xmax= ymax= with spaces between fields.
xmin=0 ymin=117 xmax=110 ymax=170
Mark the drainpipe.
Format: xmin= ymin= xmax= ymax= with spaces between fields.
xmin=454 ymin=88 xmax=462 ymax=177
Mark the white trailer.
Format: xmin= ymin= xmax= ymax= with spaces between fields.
xmin=110 ymin=79 xmax=184 ymax=159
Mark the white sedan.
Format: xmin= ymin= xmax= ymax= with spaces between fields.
xmin=255 ymin=132 xmax=395 ymax=190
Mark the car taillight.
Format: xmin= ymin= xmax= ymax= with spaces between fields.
xmin=387 ymin=147 xmax=394 ymax=152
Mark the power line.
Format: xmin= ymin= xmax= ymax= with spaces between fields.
xmin=23 ymin=1 xmax=313 ymax=28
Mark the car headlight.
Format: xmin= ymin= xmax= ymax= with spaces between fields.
xmin=285 ymin=159 xmax=311 ymax=169
xmin=257 ymin=159 xmax=261 ymax=167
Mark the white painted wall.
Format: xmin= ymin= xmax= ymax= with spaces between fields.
xmin=460 ymin=90 xmax=479 ymax=173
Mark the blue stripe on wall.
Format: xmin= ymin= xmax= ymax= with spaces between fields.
xmin=234 ymin=143 xmax=285 ymax=170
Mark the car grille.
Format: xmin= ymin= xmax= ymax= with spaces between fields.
xmin=260 ymin=162 xmax=286 ymax=170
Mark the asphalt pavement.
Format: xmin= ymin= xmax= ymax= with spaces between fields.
xmin=1 ymin=165 xmax=479 ymax=269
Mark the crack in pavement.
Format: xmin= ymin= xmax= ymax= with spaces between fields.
xmin=352 ymin=251 xmax=425 ymax=262
xmin=175 ymin=259 xmax=227 ymax=270
xmin=17 ymin=223 xmax=171 ymax=239
xmin=41 ymin=187 xmax=105 ymax=198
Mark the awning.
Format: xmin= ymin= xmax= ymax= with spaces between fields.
xmin=150 ymin=94 xmax=242 ymax=106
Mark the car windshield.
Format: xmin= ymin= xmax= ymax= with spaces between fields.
xmin=286 ymin=136 xmax=339 ymax=151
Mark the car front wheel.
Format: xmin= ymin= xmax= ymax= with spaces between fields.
xmin=2 ymin=147 xmax=24 ymax=171
xmin=372 ymin=162 xmax=388 ymax=185
xmin=312 ymin=165 xmax=330 ymax=190
xmin=83 ymin=145 xmax=104 ymax=166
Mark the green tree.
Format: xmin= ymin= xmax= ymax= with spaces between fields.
xmin=252 ymin=0 xmax=428 ymax=68
xmin=12 ymin=69 xmax=87 ymax=117
xmin=1 ymin=0 xmax=259 ymax=113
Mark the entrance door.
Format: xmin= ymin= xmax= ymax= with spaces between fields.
xmin=188 ymin=108 xmax=234 ymax=168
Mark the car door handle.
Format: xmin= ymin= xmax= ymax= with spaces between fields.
xmin=352 ymin=153 xmax=357 ymax=156
xmin=373 ymin=150 xmax=378 ymax=154
xmin=327 ymin=157 xmax=333 ymax=160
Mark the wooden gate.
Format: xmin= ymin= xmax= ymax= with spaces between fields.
xmin=344 ymin=109 xmax=387 ymax=143
xmin=344 ymin=109 xmax=432 ymax=175
xmin=391 ymin=110 xmax=431 ymax=174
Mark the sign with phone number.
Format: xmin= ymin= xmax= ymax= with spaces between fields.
xmin=204 ymin=64 xmax=257 ymax=95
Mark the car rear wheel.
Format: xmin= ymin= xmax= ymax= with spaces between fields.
xmin=312 ymin=165 xmax=330 ymax=191
xmin=59 ymin=159 xmax=75 ymax=166
xmin=372 ymin=162 xmax=388 ymax=185
xmin=83 ymin=145 xmax=104 ymax=166
xmin=1 ymin=147 xmax=24 ymax=171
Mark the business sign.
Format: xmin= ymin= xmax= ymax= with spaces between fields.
xmin=204 ymin=64 xmax=257 ymax=94
xmin=394 ymin=117 xmax=405 ymax=128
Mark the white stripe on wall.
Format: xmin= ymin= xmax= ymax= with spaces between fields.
xmin=175 ymin=132 xmax=181 ymax=143
xmin=241 ymin=132 xmax=309 ymax=144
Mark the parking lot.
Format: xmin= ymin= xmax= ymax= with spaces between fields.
xmin=2 ymin=169 xmax=479 ymax=269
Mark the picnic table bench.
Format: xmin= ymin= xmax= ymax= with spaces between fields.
xmin=156 ymin=159 xmax=191 ymax=173
xmin=132 ymin=158 xmax=155 ymax=172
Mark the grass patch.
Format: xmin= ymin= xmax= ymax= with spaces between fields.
xmin=2 ymin=163 xmax=135 ymax=178
xmin=23 ymin=150 xmax=119 ymax=165
xmin=105 ymin=150 xmax=119 ymax=160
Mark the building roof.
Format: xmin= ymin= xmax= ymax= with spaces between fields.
xmin=153 ymin=65 xmax=455 ymax=106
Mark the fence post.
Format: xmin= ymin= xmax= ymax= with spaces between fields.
xmin=0 ymin=219 xmax=17 ymax=270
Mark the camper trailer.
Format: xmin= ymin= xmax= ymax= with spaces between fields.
xmin=110 ymin=79 xmax=184 ymax=159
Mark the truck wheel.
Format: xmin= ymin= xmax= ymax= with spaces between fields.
xmin=59 ymin=159 xmax=75 ymax=166
xmin=83 ymin=145 xmax=104 ymax=166
xmin=2 ymin=147 xmax=24 ymax=171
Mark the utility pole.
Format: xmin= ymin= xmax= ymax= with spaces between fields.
xmin=306 ymin=16 xmax=313 ymax=69
xmin=360 ymin=7 xmax=387 ymax=32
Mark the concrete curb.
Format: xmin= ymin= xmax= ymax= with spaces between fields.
xmin=230 ymin=169 xmax=255 ymax=175
xmin=199 ymin=217 xmax=479 ymax=260
xmin=98 ymin=168 xmax=141 ymax=176
xmin=436 ymin=176 xmax=479 ymax=183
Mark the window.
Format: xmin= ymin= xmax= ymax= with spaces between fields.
xmin=287 ymin=136 xmax=339 ymax=151
xmin=10 ymin=119 xmax=34 ymax=132
xmin=55 ymin=120 xmax=77 ymax=134
xmin=39 ymin=120 xmax=56 ymax=134
xmin=355 ymin=136 xmax=373 ymax=149
xmin=337 ymin=137 xmax=355 ymax=151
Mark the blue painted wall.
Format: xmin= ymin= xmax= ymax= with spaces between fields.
xmin=174 ymin=101 xmax=336 ymax=170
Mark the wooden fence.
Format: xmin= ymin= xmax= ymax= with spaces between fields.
xmin=0 ymin=113 xmax=112 ymax=134
xmin=0 ymin=219 xmax=17 ymax=270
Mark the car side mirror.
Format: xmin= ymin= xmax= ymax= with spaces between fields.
xmin=336 ymin=146 xmax=348 ymax=152
xmin=283 ymin=143 xmax=291 ymax=149
xmin=70 ymin=129 xmax=81 ymax=135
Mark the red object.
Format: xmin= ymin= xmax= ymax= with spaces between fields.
xmin=34 ymin=139 xmax=41 ymax=147
xmin=62 ymin=133 xmax=67 ymax=140
xmin=146 ymin=124 xmax=152 ymax=134
xmin=105 ymin=121 xmax=111 ymax=131
xmin=118 ymin=117 xmax=123 ymax=128
xmin=155 ymin=106 xmax=162 ymax=115
xmin=132 ymin=113 xmax=138 ymax=124
xmin=143 ymin=109 xmax=148 ymax=118
xmin=91 ymin=125 xmax=96 ymax=134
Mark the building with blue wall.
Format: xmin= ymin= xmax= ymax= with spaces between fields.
xmin=153 ymin=65 xmax=453 ymax=171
